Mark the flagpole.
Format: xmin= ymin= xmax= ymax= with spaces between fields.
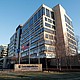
xmin=17 ymin=49 xmax=20 ymax=64
xmin=38 ymin=42 xmax=40 ymax=64
xmin=19 ymin=52 xmax=20 ymax=64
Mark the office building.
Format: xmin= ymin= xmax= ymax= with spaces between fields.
xmin=8 ymin=4 xmax=77 ymax=67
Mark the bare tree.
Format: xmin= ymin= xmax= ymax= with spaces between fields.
xmin=66 ymin=46 xmax=73 ymax=69
xmin=75 ymin=35 xmax=80 ymax=54
xmin=56 ymin=37 xmax=66 ymax=71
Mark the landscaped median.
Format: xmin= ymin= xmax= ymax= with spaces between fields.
xmin=0 ymin=71 xmax=80 ymax=80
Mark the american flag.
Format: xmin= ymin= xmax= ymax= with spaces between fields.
xmin=21 ymin=43 xmax=29 ymax=50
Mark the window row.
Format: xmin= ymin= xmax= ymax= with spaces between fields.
xmin=30 ymin=42 xmax=45 ymax=50
xmin=21 ymin=28 xmax=44 ymax=45
xmin=34 ymin=7 xmax=45 ymax=22
xmin=22 ymin=7 xmax=44 ymax=32
xmin=66 ymin=24 xmax=73 ymax=32
xmin=22 ymin=23 xmax=42 ymax=40
xmin=67 ymin=28 xmax=74 ymax=36
xmin=45 ymin=34 xmax=54 ymax=40
xmin=45 ymin=46 xmax=55 ymax=51
xmin=22 ymin=45 xmax=55 ymax=54
xmin=46 ymin=9 xmax=55 ymax=19
xmin=44 ymin=28 xmax=56 ymax=34
xmin=45 ymin=40 xmax=55 ymax=45
xmin=10 ymin=33 xmax=16 ymax=41
xmin=68 ymin=38 xmax=76 ymax=45
xmin=22 ymin=18 xmax=43 ymax=35
xmin=30 ymin=45 xmax=45 ymax=54
xmin=45 ymin=17 xmax=55 ymax=25
xmin=45 ymin=22 xmax=56 ymax=29
xmin=67 ymin=33 xmax=75 ymax=41
xmin=69 ymin=43 xmax=76 ymax=49
xmin=65 ymin=15 xmax=72 ymax=26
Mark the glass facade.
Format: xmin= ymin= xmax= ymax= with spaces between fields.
xmin=21 ymin=7 xmax=45 ymax=58
xmin=21 ymin=5 xmax=56 ymax=58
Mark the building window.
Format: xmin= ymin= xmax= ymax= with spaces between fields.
xmin=21 ymin=52 xmax=26 ymax=57
xmin=48 ymin=46 xmax=55 ymax=51
xmin=44 ymin=28 xmax=55 ymax=34
xmin=29 ymin=17 xmax=33 ymax=26
xmin=51 ymin=12 xmax=55 ymax=19
xmin=42 ymin=7 xmax=45 ymax=15
xmin=46 ymin=9 xmax=50 ymax=17
xmin=45 ymin=23 xmax=51 ymax=28
xmin=22 ymin=23 xmax=28 ymax=32
xmin=53 ymin=21 xmax=55 ymax=25
xmin=49 ymin=35 xmax=53 ymax=40
xmin=45 ymin=17 xmax=47 ymax=21
xmin=45 ymin=34 xmax=48 ymax=38
xmin=45 ymin=46 xmax=47 ymax=50
xmin=38 ymin=10 xmax=41 ymax=18
xmin=48 ymin=19 xmax=52 ymax=23
xmin=45 ymin=40 xmax=52 ymax=45
xmin=35 ymin=25 xmax=40 ymax=31
xmin=39 ymin=45 xmax=45 ymax=52
xmin=52 ymin=25 xmax=56 ymax=30
xmin=34 ymin=13 xmax=37 ymax=22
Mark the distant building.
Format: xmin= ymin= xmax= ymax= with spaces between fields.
xmin=8 ymin=4 xmax=77 ymax=68
xmin=0 ymin=44 xmax=8 ymax=68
